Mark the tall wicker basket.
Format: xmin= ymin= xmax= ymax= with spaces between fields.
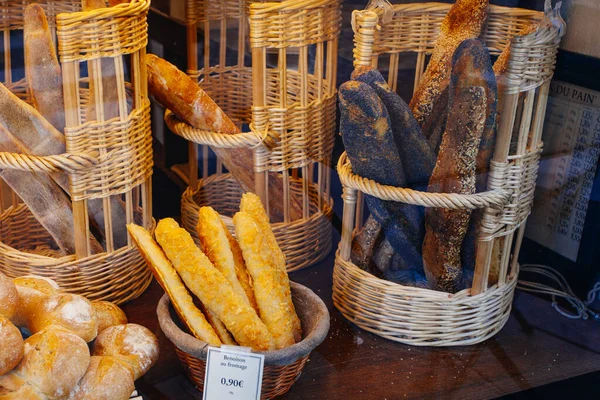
xmin=333 ymin=2 xmax=564 ymax=346
xmin=0 ymin=0 xmax=153 ymax=304
xmin=165 ymin=0 xmax=341 ymax=272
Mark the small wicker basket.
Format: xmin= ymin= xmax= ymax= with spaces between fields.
xmin=165 ymin=0 xmax=341 ymax=272
xmin=333 ymin=2 xmax=564 ymax=346
xmin=0 ymin=0 xmax=153 ymax=304
xmin=157 ymin=281 xmax=330 ymax=399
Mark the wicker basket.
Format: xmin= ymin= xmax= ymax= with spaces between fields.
xmin=157 ymin=281 xmax=330 ymax=399
xmin=165 ymin=0 xmax=341 ymax=271
xmin=333 ymin=2 xmax=564 ymax=346
xmin=0 ymin=0 xmax=153 ymax=304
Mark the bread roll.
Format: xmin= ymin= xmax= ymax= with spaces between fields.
xmin=0 ymin=315 xmax=23 ymax=376
xmin=68 ymin=356 xmax=134 ymax=400
xmin=197 ymin=206 xmax=257 ymax=310
xmin=11 ymin=276 xmax=59 ymax=328
xmin=0 ymin=373 xmax=46 ymax=400
xmin=154 ymin=218 xmax=274 ymax=351
xmin=92 ymin=324 xmax=159 ymax=380
xmin=233 ymin=212 xmax=301 ymax=348
xmin=29 ymin=293 xmax=98 ymax=342
xmin=14 ymin=327 xmax=90 ymax=399
xmin=0 ymin=272 xmax=18 ymax=320
xmin=91 ymin=301 xmax=127 ymax=334
xmin=127 ymin=223 xmax=222 ymax=346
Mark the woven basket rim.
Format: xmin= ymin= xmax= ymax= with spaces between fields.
xmin=157 ymin=281 xmax=330 ymax=366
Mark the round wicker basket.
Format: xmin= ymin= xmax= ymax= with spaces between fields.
xmin=0 ymin=0 xmax=154 ymax=304
xmin=333 ymin=2 xmax=564 ymax=346
xmin=157 ymin=281 xmax=330 ymax=398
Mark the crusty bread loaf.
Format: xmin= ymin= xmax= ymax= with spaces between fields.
xmin=91 ymin=324 xmax=159 ymax=380
xmin=14 ymin=326 xmax=90 ymax=399
xmin=127 ymin=223 xmax=222 ymax=346
xmin=0 ymin=272 xmax=18 ymax=320
xmin=0 ymin=315 xmax=23 ymax=376
xmin=29 ymin=293 xmax=98 ymax=342
xmin=91 ymin=301 xmax=127 ymax=334
xmin=24 ymin=4 xmax=66 ymax=134
xmin=350 ymin=215 xmax=383 ymax=271
xmin=197 ymin=206 xmax=257 ymax=310
xmin=233 ymin=212 xmax=301 ymax=349
xmin=154 ymin=218 xmax=275 ymax=351
xmin=423 ymin=42 xmax=490 ymax=293
xmin=0 ymin=373 xmax=47 ymax=400
xmin=68 ymin=356 xmax=134 ymax=400
xmin=409 ymin=0 xmax=489 ymax=127
xmin=10 ymin=276 xmax=59 ymax=329
xmin=145 ymin=54 xmax=301 ymax=223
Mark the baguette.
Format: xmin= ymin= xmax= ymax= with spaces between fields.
xmin=154 ymin=218 xmax=274 ymax=350
xmin=339 ymin=80 xmax=425 ymax=282
xmin=423 ymin=42 xmax=490 ymax=292
xmin=24 ymin=4 xmax=66 ymax=134
xmin=127 ymin=223 xmax=222 ymax=346
xmin=233 ymin=212 xmax=301 ymax=349
xmin=350 ymin=215 xmax=383 ymax=271
xmin=197 ymin=206 xmax=257 ymax=310
xmin=409 ymin=0 xmax=489 ymax=127
xmin=145 ymin=54 xmax=302 ymax=223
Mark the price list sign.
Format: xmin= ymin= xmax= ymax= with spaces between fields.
xmin=526 ymin=81 xmax=600 ymax=261
xmin=203 ymin=346 xmax=265 ymax=400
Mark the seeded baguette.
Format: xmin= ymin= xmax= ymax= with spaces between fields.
xmin=154 ymin=218 xmax=275 ymax=351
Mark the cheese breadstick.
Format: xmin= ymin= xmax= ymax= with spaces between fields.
xmin=223 ymin=223 xmax=257 ymax=312
xmin=127 ymin=223 xmax=222 ymax=346
xmin=154 ymin=218 xmax=275 ymax=351
xmin=198 ymin=304 xmax=236 ymax=345
xmin=197 ymin=206 xmax=258 ymax=311
xmin=234 ymin=211 xmax=301 ymax=348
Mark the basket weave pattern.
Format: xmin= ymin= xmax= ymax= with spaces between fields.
xmin=0 ymin=0 xmax=153 ymax=305
xmin=333 ymin=3 xmax=562 ymax=345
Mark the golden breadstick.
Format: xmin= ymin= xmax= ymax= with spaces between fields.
xmin=198 ymin=303 xmax=236 ymax=345
xmin=223 ymin=222 xmax=257 ymax=312
xmin=127 ymin=224 xmax=222 ymax=346
xmin=197 ymin=206 xmax=257 ymax=311
xmin=154 ymin=218 xmax=275 ymax=351
xmin=233 ymin=212 xmax=301 ymax=348
xmin=239 ymin=192 xmax=286 ymax=271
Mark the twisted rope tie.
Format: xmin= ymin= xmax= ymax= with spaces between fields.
xmin=0 ymin=151 xmax=99 ymax=174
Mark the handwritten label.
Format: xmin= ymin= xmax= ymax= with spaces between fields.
xmin=525 ymin=81 xmax=600 ymax=261
xmin=203 ymin=346 xmax=264 ymax=400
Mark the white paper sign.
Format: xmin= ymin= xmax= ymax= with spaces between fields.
xmin=203 ymin=346 xmax=265 ymax=400
xmin=525 ymin=80 xmax=600 ymax=261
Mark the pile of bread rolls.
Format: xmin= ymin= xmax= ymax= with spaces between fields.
xmin=0 ymin=272 xmax=159 ymax=400
xmin=128 ymin=192 xmax=302 ymax=351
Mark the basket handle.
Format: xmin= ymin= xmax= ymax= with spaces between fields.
xmin=164 ymin=109 xmax=277 ymax=150
xmin=337 ymin=152 xmax=510 ymax=210
xmin=0 ymin=150 xmax=99 ymax=175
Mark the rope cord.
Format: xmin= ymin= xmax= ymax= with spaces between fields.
xmin=517 ymin=264 xmax=600 ymax=321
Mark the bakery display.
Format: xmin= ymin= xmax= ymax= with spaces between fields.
xmin=130 ymin=193 xmax=303 ymax=351
xmin=0 ymin=271 xmax=157 ymax=400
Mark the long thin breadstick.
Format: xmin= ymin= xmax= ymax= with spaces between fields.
xmin=145 ymin=54 xmax=302 ymax=223
xmin=198 ymin=304 xmax=236 ymax=345
xmin=127 ymin=223 xmax=222 ymax=346
xmin=234 ymin=212 xmax=301 ymax=348
xmin=197 ymin=206 xmax=258 ymax=311
xmin=154 ymin=218 xmax=274 ymax=351
xmin=24 ymin=4 xmax=65 ymax=134
xmin=223 ymin=222 xmax=257 ymax=312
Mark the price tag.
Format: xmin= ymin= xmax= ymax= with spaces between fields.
xmin=203 ymin=346 xmax=265 ymax=400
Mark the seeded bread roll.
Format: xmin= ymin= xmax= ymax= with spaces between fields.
xmin=0 ymin=272 xmax=18 ymax=320
xmin=10 ymin=276 xmax=59 ymax=329
xmin=409 ymin=0 xmax=489 ymax=127
xmin=91 ymin=301 xmax=127 ymax=334
xmin=91 ymin=324 xmax=159 ymax=380
xmin=13 ymin=326 xmax=90 ymax=399
xmin=0 ymin=315 xmax=23 ymax=376
xmin=29 ymin=293 xmax=98 ymax=342
xmin=68 ymin=356 xmax=134 ymax=400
